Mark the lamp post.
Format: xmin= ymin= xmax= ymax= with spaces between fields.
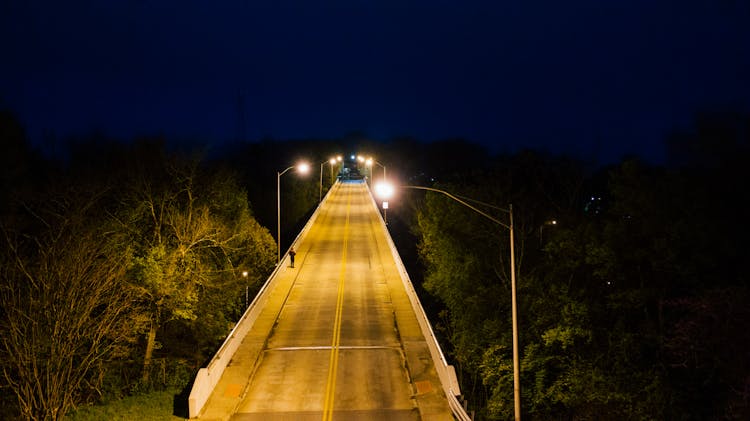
xmin=277 ymin=162 xmax=309 ymax=263
xmin=332 ymin=156 xmax=342 ymax=184
xmin=242 ymin=271 xmax=249 ymax=308
xmin=370 ymin=161 xmax=389 ymax=223
xmin=539 ymin=219 xmax=557 ymax=246
xmin=319 ymin=161 xmax=325 ymax=203
xmin=356 ymin=155 xmax=380 ymax=184
xmin=319 ymin=157 xmax=340 ymax=202
xmin=356 ymin=155 xmax=367 ymax=182
xmin=375 ymin=182 xmax=521 ymax=421
xmin=365 ymin=157 xmax=386 ymax=183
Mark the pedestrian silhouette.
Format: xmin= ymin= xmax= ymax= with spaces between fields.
xmin=289 ymin=248 xmax=296 ymax=268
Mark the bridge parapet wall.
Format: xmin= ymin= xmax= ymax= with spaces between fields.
xmin=366 ymin=183 xmax=472 ymax=421
xmin=187 ymin=182 xmax=339 ymax=417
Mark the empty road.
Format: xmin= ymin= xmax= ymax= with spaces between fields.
xmin=199 ymin=181 xmax=452 ymax=421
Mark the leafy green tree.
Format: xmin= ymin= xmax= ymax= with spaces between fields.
xmin=411 ymin=150 xmax=680 ymax=419
xmin=112 ymin=151 xmax=275 ymax=381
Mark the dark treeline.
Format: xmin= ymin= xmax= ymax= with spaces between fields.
xmin=2 ymin=109 xmax=749 ymax=420
xmin=0 ymin=112 xmax=280 ymax=420
xmin=383 ymin=111 xmax=750 ymax=420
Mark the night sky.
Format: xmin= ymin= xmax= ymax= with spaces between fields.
xmin=2 ymin=1 xmax=749 ymax=164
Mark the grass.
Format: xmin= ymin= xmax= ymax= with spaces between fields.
xmin=66 ymin=389 xmax=187 ymax=421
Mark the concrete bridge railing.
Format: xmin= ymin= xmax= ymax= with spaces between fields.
xmin=187 ymin=182 xmax=338 ymax=417
xmin=365 ymin=182 xmax=472 ymax=421
xmin=189 ymin=180 xmax=471 ymax=420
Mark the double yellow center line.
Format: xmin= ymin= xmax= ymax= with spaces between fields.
xmin=322 ymin=191 xmax=351 ymax=421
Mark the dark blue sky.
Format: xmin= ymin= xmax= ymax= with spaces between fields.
xmin=2 ymin=1 xmax=749 ymax=164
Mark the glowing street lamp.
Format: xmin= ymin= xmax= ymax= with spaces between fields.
xmin=374 ymin=181 xmax=521 ymax=421
xmin=319 ymin=157 xmax=342 ymax=202
xmin=374 ymin=180 xmax=394 ymax=199
xmin=366 ymin=157 xmax=386 ymax=183
xmin=374 ymin=180 xmax=394 ymax=224
xmin=242 ymin=271 xmax=249 ymax=308
xmin=332 ymin=156 xmax=342 ymax=184
xmin=277 ymin=162 xmax=309 ymax=263
xmin=357 ymin=155 xmax=371 ymax=182
xmin=539 ymin=219 xmax=558 ymax=245
xmin=357 ymin=155 xmax=386 ymax=184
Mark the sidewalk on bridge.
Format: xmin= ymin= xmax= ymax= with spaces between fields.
xmin=196 ymin=262 xmax=299 ymax=421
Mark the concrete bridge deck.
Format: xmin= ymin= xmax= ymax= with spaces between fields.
xmin=190 ymin=181 xmax=458 ymax=420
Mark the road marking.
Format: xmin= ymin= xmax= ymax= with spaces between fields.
xmin=322 ymin=188 xmax=351 ymax=421
xmin=267 ymin=345 xmax=400 ymax=352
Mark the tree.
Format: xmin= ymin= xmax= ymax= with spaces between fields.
xmin=0 ymin=191 xmax=142 ymax=421
xmin=113 ymin=150 xmax=275 ymax=381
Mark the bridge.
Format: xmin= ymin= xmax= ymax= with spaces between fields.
xmin=188 ymin=180 xmax=469 ymax=420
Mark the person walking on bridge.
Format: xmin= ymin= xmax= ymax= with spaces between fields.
xmin=288 ymin=248 xmax=296 ymax=268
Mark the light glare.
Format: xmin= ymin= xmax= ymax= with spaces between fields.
xmin=374 ymin=181 xmax=395 ymax=199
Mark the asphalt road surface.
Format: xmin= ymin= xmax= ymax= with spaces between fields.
xmin=225 ymin=181 xmax=452 ymax=421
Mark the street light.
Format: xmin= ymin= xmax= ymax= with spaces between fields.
xmin=374 ymin=181 xmax=395 ymax=200
xmin=319 ymin=157 xmax=341 ymax=202
xmin=357 ymin=155 xmax=372 ymax=183
xmin=242 ymin=271 xmax=249 ymax=308
xmin=357 ymin=155 xmax=365 ymax=180
xmin=373 ymin=176 xmax=393 ymax=224
xmin=365 ymin=157 xmax=386 ymax=183
xmin=277 ymin=162 xmax=309 ymax=263
xmin=539 ymin=219 xmax=557 ymax=246
xmin=357 ymin=155 xmax=387 ymax=186
xmin=334 ymin=156 xmax=342 ymax=183
xmin=374 ymin=182 xmax=521 ymax=421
